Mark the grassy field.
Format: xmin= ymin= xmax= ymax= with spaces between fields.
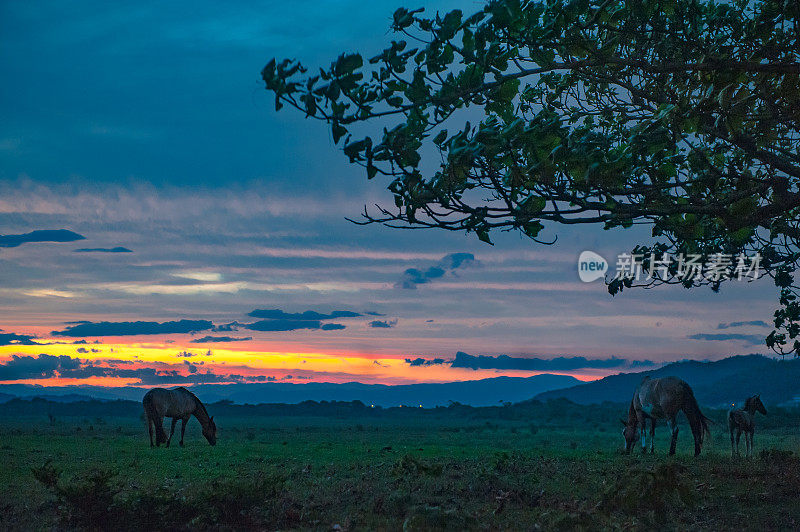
xmin=1 ymin=405 xmax=799 ymax=530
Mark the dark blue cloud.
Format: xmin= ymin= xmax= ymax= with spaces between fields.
xmin=688 ymin=333 xmax=765 ymax=345
xmin=212 ymin=322 xmax=244 ymax=332
xmin=717 ymin=320 xmax=771 ymax=329
xmin=73 ymin=247 xmax=132 ymax=253
xmin=247 ymin=309 xmax=361 ymax=320
xmin=242 ymin=309 xmax=356 ymax=332
xmin=190 ymin=336 xmax=252 ymax=343
xmin=0 ymin=353 xmax=102 ymax=380
xmin=0 ymin=353 xmax=268 ymax=384
xmin=177 ymin=350 xmax=212 ymax=358
xmin=450 ymin=352 xmax=635 ymax=371
xmin=405 ymin=357 xmax=447 ymax=367
xmin=441 ymin=252 xmax=476 ymax=269
xmin=397 ymin=253 xmax=477 ymax=289
xmin=369 ymin=320 xmax=396 ymax=328
xmin=245 ymin=320 xmax=345 ymax=332
xmin=51 ymin=319 xmax=213 ymax=337
xmin=0 ymin=229 xmax=85 ymax=248
xmin=245 ymin=319 xmax=321 ymax=332
xmin=112 ymin=367 xmax=231 ymax=384
xmin=0 ymin=332 xmax=40 ymax=346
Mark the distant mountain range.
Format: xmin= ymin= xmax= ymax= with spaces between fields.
xmin=535 ymin=355 xmax=800 ymax=407
xmin=0 ymin=392 xmax=15 ymax=403
xmin=2 ymin=355 xmax=796 ymax=408
xmin=0 ymin=373 xmax=580 ymax=407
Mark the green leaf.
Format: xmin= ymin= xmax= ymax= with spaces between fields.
xmin=334 ymin=53 xmax=363 ymax=76
xmin=331 ymin=123 xmax=347 ymax=144
xmin=439 ymin=10 xmax=463 ymax=40
xmin=522 ymin=221 xmax=544 ymax=238
xmin=497 ymin=78 xmax=520 ymax=102
xmin=521 ymin=195 xmax=546 ymax=214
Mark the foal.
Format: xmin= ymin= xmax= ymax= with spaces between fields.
xmin=728 ymin=395 xmax=767 ymax=457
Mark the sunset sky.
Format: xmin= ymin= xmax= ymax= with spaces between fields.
xmin=0 ymin=0 xmax=778 ymax=392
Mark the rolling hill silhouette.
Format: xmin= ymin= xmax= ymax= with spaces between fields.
xmin=0 ymin=373 xmax=579 ymax=407
xmin=535 ymin=355 xmax=800 ymax=406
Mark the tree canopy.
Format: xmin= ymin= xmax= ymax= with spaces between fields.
xmin=263 ymin=0 xmax=800 ymax=354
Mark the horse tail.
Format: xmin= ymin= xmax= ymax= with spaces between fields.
xmin=143 ymin=392 xmax=167 ymax=444
xmin=684 ymin=387 xmax=711 ymax=446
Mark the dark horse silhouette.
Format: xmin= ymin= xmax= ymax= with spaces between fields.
xmin=143 ymin=387 xmax=216 ymax=447
xmin=728 ymin=395 xmax=767 ymax=457
xmin=622 ymin=376 xmax=711 ymax=456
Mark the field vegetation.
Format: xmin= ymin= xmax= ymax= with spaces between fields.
xmin=1 ymin=399 xmax=799 ymax=530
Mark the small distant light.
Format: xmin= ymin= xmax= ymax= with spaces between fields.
xmin=370 ymin=404 xmax=375 ymax=408
xmin=419 ymin=404 xmax=422 ymax=408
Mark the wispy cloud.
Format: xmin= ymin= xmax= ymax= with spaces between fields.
xmin=51 ymin=319 xmax=213 ymax=337
xmin=74 ymin=247 xmax=132 ymax=253
xmin=717 ymin=320 xmax=771 ymax=329
xmin=247 ymin=309 xmax=361 ymax=320
xmin=445 ymin=352 xmax=654 ymax=371
xmin=688 ymin=333 xmax=765 ymax=345
xmin=172 ymin=271 xmax=223 ymax=282
xmin=88 ymin=281 xmax=248 ymax=295
xmin=189 ymin=336 xmax=252 ymax=343
xmin=22 ymin=289 xmax=79 ymax=298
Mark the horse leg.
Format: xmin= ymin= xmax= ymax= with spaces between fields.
xmin=167 ymin=418 xmax=178 ymax=447
xmin=730 ymin=425 xmax=736 ymax=457
xmin=179 ymin=416 xmax=188 ymax=447
xmin=735 ymin=428 xmax=742 ymax=456
xmin=640 ymin=423 xmax=647 ymax=453
xmin=668 ymin=418 xmax=679 ymax=455
xmin=649 ymin=418 xmax=656 ymax=454
xmin=148 ymin=416 xmax=154 ymax=447
xmin=693 ymin=423 xmax=702 ymax=458
xmin=156 ymin=416 xmax=166 ymax=446
xmin=747 ymin=431 xmax=754 ymax=458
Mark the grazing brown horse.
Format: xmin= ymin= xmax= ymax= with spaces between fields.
xmin=622 ymin=376 xmax=711 ymax=456
xmin=728 ymin=395 xmax=767 ymax=458
xmin=143 ymin=387 xmax=217 ymax=447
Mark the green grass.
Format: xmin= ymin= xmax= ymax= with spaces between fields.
xmin=2 ymin=412 xmax=799 ymax=530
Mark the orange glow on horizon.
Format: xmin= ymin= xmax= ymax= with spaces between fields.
xmin=0 ymin=376 xmax=141 ymax=387
xmin=0 ymin=338 xmax=610 ymax=387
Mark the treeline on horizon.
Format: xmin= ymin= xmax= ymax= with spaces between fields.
xmin=3 ymin=396 xmax=800 ymax=430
